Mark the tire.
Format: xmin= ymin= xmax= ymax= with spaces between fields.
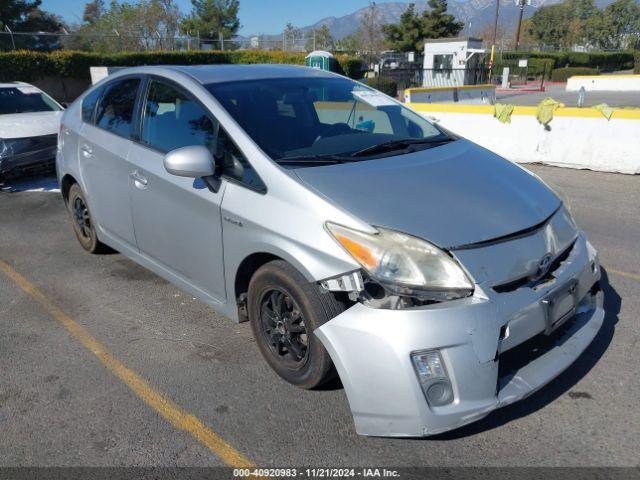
xmin=66 ymin=183 xmax=110 ymax=254
xmin=248 ymin=260 xmax=347 ymax=389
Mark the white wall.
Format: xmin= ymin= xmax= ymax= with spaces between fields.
xmin=414 ymin=110 xmax=640 ymax=175
xmin=567 ymin=75 xmax=640 ymax=92
xmin=405 ymin=86 xmax=495 ymax=104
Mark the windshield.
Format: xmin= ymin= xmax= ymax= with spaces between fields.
xmin=0 ymin=86 xmax=62 ymax=115
xmin=206 ymin=77 xmax=449 ymax=164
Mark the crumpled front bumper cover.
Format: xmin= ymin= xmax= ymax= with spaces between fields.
xmin=315 ymin=233 xmax=603 ymax=437
xmin=0 ymin=134 xmax=57 ymax=177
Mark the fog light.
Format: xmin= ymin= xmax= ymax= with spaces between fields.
xmin=411 ymin=350 xmax=454 ymax=407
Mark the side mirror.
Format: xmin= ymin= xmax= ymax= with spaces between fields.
xmin=163 ymin=145 xmax=216 ymax=178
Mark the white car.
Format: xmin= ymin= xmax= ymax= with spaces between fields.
xmin=0 ymin=82 xmax=63 ymax=181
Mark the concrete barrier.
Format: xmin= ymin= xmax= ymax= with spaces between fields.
xmin=404 ymin=85 xmax=496 ymax=104
xmin=567 ymin=74 xmax=640 ymax=92
xmin=407 ymin=103 xmax=640 ymax=175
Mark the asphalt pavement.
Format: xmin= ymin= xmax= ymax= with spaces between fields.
xmin=0 ymin=165 xmax=638 ymax=468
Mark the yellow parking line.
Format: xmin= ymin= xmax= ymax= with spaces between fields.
xmin=0 ymin=257 xmax=254 ymax=468
xmin=607 ymin=268 xmax=640 ymax=282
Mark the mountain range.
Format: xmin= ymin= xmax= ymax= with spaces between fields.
xmin=245 ymin=0 xmax=617 ymax=42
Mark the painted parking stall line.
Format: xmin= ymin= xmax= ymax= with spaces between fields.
xmin=608 ymin=268 xmax=640 ymax=282
xmin=0 ymin=257 xmax=254 ymax=468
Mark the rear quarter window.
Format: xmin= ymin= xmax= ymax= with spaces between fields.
xmin=81 ymin=87 xmax=102 ymax=124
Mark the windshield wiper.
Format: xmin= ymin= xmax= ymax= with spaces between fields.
xmin=350 ymin=137 xmax=454 ymax=158
xmin=275 ymin=154 xmax=359 ymax=166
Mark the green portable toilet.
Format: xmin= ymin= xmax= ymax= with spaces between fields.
xmin=305 ymin=50 xmax=337 ymax=72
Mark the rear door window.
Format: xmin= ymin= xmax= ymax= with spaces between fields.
xmin=95 ymin=78 xmax=141 ymax=138
xmin=141 ymin=79 xmax=215 ymax=153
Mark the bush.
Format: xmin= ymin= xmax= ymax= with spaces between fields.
xmin=1 ymin=50 xmax=363 ymax=82
xmin=493 ymin=58 xmax=555 ymax=78
xmin=635 ymin=51 xmax=640 ymax=74
xmin=551 ymin=67 xmax=599 ymax=82
xmin=362 ymin=76 xmax=398 ymax=97
xmin=499 ymin=51 xmax=634 ymax=72
xmin=335 ymin=56 xmax=364 ymax=79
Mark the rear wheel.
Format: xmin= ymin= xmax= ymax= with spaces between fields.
xmin=248 ymin=260 xmax=347 ymax=389
xmin=66 ymin=183 xmax=109 ymax=254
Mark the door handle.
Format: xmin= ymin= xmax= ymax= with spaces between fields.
xmin=80 ymin=144 xmax=93 ymax=158
xmin=130 ymin=170 xmax=148 ymax=188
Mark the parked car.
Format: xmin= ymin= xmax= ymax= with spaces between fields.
xmin=56 ymin=65 xmax=604 ymax=437
xmin=0 ymin=82 xmax=63 ymax=181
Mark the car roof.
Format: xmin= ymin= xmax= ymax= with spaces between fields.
xmin=126 ymin=64 xmax=340 ymax=85
xmin=0 ymin=81 xmax=34 ymax=89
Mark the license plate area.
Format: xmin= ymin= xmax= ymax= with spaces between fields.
xmin=542 ymin=279 xmax=578 ymax=335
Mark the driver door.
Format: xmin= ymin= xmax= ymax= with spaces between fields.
xmin=128 ymin=77 xmax=227 ymax=302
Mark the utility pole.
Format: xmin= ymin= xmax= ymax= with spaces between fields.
xmin=514 ymin=0 xmax=526 ymax=52
xmin=489 ymin=0 xmax=500 ymax=74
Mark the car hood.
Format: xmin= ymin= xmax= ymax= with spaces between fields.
xmin=294 ymin=139 xmax=561 ymax=249
xmin=0 ymin=111 xmax=62 ymax=139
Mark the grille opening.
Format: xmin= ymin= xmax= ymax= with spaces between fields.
xmin=496 ymin=280 xmax=600 ymax=392
xmin=493 ymin=240 xmax=576 ymax=294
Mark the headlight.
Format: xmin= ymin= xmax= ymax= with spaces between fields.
xmin=326 ymin=222 xmax=473 ymax=300
xmin=0 ymin=139 xmax=6 ymax=158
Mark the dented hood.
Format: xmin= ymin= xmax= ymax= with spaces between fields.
xmin=294 ymin=139 xmax=561 ymax=248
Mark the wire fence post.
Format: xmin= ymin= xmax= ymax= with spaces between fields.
xmin=5 ymin=26 xmax=16 ymax=50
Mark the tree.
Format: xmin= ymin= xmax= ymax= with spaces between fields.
xmin=474 ymin=19 xmax=508 ymax=49
xmin=335 ymin=33 xmax=361 ymax=52
xmin=283 ymin=22 xmax=302 ymax=51
xmin=358 ymin=1 xmax=386 ymax=59
xmin=0 ymin=0 xmax=63 ymax=30
xmin=83 ymin=0 xmax=104 ymax=25
xmin=71 ymin=0 xmax=182 ymax=52
xmin=0 ymin=0 xmax=65 ymax=50
xmin=382 ymin=0 xmax=463 ymax=53
xmin=567 ymin=0 xmax=598 ymax=46
xmin=421 ymin=0 xmax=464 ymax=40
xmin=181 ymin=0 xmax=240 ymax=44
xmin=526 ymin=0 xmax=599 ymax=49
xmin=305 ymin=24 xmax=333 ymax=51
xmin=382 ymin=3 xmax=424 ymax=52
xmin=527 ymin=3 xmax=574 ymax=48
xmin=588 ymin=0 xmax=640 ymax=49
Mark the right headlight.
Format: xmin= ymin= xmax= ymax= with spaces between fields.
xmin=326 ymin=222 xmax=474 ymax=301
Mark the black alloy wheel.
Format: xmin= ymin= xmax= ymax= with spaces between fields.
xmin=259 ymin=288 xmax=309 ymax=368
xmin=247 ymin=260 xmax=348 ymax=389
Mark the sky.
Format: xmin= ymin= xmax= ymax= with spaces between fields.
xmin=40 ymin=0 xmax=401 ymax=35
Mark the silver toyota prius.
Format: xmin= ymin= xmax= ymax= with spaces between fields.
xmin=56 ymin=64 xmax=604 ymax=437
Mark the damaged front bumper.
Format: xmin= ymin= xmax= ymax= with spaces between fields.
xmin=0 ymin=134 xmax=58 ymax=178
xmin=315 ymin=232 xmax=603 ymax=437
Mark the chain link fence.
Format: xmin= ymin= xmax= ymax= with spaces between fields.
xmin=0 ymin=31 xmax=342 ymax=53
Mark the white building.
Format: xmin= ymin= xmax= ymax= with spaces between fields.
xmin=422 ymin=37 xmax=486 ymax=87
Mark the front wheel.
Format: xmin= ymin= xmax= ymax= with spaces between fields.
xmin=248 ymin=260 xmax=347 ymax=389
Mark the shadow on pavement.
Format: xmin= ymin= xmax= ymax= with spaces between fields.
xmin=0 ymin=173 xmax=60 ymax=193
